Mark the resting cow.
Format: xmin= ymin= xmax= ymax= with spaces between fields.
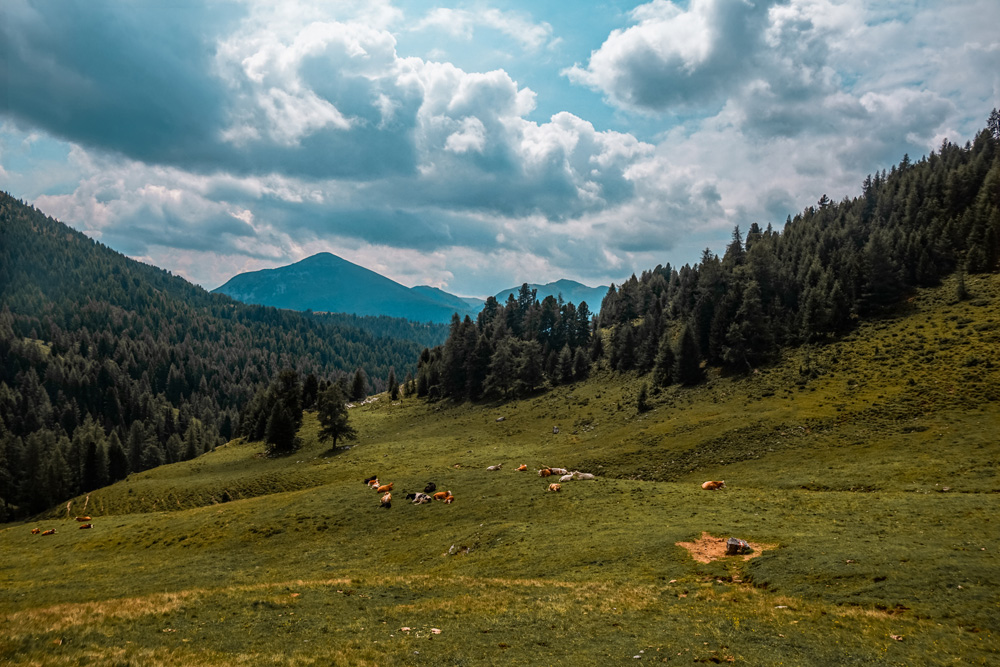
xmin=424 ymin=482 xmax=437 ymax=494
xmin=571 ymin=471 xmax=595 ymax=480
xmin=79 ymin=523 xmax=93 ymax=529
xmin=548 ymin=483 xmax=562 ymax=492
xmin=380 ymin=492 xmax=392 ymax=508
xmin=75 ymin=516 xmax=91 ymax=522
xmin=549 ymin=468 xmax=568 ymax=475
xmin=41 ymin=529 xmax=56 ymax=536
xmin=701 ymin=480 xmax=726 ymax=490
xmin=376 ymin=482 xmax=394 ymax=493
xmin=30 ymin=528 xmax=40 ymax=534
xmin=516 ymin=464 xmax=527 ymax=471
xmin=538 ymin=468 xmax=552 ymax=477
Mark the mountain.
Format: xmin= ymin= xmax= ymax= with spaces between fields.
xmin=410 ymin=285 xmax=483 ymax=315
xmin=492 ymin=279 xmax=609 ymax=312
xmin=0 ymin=192 xmax=441 ymax=519
xmin=213 ymin=253 xmax=477 ymax=324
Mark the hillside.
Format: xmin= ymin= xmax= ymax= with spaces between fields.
xmin=2 ymin=271 xmax=997 ymax=665
xmin=213 ymin=252 xmax=478 ymax=324
xmin=0 ymin=193 xmax=436 ymax=519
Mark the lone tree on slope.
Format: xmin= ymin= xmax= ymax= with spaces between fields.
xmin=316 ymin=384 xmax=357 ymax=450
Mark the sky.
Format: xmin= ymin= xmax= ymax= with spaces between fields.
xmin=1 ymin=0 xmax=998 ymax=297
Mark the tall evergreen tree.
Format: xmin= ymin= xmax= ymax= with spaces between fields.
xmin=350 ymin=368 xmax=368 ymax=402
xmin=316 ymin=384 xmax=357 ymax=449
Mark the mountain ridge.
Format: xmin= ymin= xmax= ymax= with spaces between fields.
xmin=213 ymin=252 xmax=609 ymax=322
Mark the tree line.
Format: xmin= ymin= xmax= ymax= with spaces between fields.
xmin=417 ymin=113 xmax=1000 ymax=400
xmin=413 ymin=285 xmax=596 ymax=401
xmin=0 ymin=193 xmax=422 ymax=520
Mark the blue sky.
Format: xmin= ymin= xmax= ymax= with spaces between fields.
xmin=1 ymin=0 xmax=998 ymax=297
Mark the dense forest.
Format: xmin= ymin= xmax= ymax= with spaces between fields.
xmin=417 ymin=113 xmax=1000 ymax=400
xmin=0 ymin=195 xmax=444 ymax=520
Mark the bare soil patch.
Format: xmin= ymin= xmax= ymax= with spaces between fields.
xmin=676 ymin=532 xmax=778 ymax=563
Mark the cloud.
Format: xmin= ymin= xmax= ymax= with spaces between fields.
xmin=565 ymin=0 xmax=779 ymax=112
xmin=413 ymin=7 xmax=556 ymax=52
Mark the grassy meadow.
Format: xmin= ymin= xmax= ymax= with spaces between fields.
xmin=2 ymin=273 xmax=999 ymax=665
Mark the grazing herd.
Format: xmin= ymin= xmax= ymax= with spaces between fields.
xmin=360 ymin=465 xmax=727 ymax=513
xmin=29 ymin=514 xmax=96 ymax=537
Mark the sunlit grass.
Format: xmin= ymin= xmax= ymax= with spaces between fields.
xmin=3 ymin=273 xmax=999 ymax=664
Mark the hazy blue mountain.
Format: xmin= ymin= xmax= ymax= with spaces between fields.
xmin=213 ymin=253 xmax=476 ymax=323
xmin=493 ymin=279 xmax=609 ymax=312
xmin=411 ymin=285 xmax=484 ymax=315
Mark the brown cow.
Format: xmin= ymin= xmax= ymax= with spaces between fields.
xmin=516 ymin=464 xmax=528 ymax=471
xmin=548 ymin=483 xmax=562 ymax=492
xmin=376 ymin=482 xmax=393 ymax=493
xmin=41 ymin=529 xmax=56 ymax=536
xmin=701 ymin=480 xmax=726 ymax=491
xmin=30 ymin=528 xmax=41 ymax=535
xmin=380 ymin=492 xmax=392 ymax=508
xmin=433 ymin=491 xmax=451 ymax=501
xmin=75 ymin=516 xmax=91 ymax=522
xmin=538 ymin=468 xmax=552 ymax=477
xmin=79 ymin=523 xmax=93 ymax=529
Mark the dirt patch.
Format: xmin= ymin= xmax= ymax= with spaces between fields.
xmin=676 ymin=532 xmax=777 ymax=564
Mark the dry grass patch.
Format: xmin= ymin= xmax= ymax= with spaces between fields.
xmin=676 ymin=531 xmax=778 ymax=564
xmin=3 ymin=590 xmax=198 ymax=635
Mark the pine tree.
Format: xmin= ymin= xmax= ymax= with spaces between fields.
xmin=350 ymin=368 xmax=368 ymax=402
xmin=107 ymin=431 xmax=130 ymax=482
xmin=265 ymin=403 xmax=298 ymax=455
xmin=387 ymin=368 xmax=399 ymax=401
xmin=316 ymin=384 xmax=357 ymax=449
xmin=636 ymin=382 xmax=650 ymax=413
xmin=674 ymin=323 xmax=704 ymax=386
xmin=652 ymin=331 xmax=675 ymax=386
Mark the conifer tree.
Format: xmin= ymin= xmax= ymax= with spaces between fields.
xmin=387 ymin=368 xmax=399 ymax=401
xmin=350 ymin=368 xmax=368 ymax=402
xmin=316 ymin=384 xmax=357 ymax=449
xmin=674 ymin=323 xmax=704 ymax=386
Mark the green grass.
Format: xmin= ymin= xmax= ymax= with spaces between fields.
xmin=2 ymin=273 xmax=999 ymax=665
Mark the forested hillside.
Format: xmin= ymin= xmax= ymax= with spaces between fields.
xmin=418 ymin=116 xmax=1000 ymax=401
xmin=0 ymin=194 xmax=433 ymax=519
xmin=597 ymin=123 xmax=999 ymax=382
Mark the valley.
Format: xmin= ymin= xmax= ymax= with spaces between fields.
xmin=3 ymin=272 xmax=997 ymax=665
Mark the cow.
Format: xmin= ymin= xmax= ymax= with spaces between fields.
xmin=367 ymin=478 xmax=380 ymax=489
xmin=380 ymin=492 xmax=392 ymax=508
xmin=411 ymin=492 xmax=433 ymax=504
xmin=538 ymin=468 xmax=552 ymax=477
xmin=79 ymin=523 xmax=93 ymax=529
xmin=424 ymin=482 xmax=437 ymax=494
xmin=559 ymin=474 xmax=573 ymax=483
xmin=443 ymin=493 xmax=454 ymax=504
xmin=376 ymin=483 xmax=394 ymax=493
xmin=30 ymin=528 xmax=40 ymax=534
xmin=433 ymin=491 xmax=451 ymax=501
xmin=516 ymin=464 xmax=528 ymax=471
xmin=363 ymin=475 xmax=378 ymax=485
xmin=701 ymin=480 xmax=726 ymax=491
xmin=75 ymin=516 xmax=91 ymax=522
xmin=548 ymin=483 xmax=562 ymax=492
xmin=549 ymin=468 xmax=568 ymax=475
xmin=486 ymin=464 xmax=503 ymax=471
xmin=41 ymin=529 xmax=56 ymax=536
xmin=571 ymin=471 xmax=595 ymax=480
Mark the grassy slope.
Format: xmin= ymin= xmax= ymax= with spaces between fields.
xmin=2 ymin=274 xmax=998 ymax=665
